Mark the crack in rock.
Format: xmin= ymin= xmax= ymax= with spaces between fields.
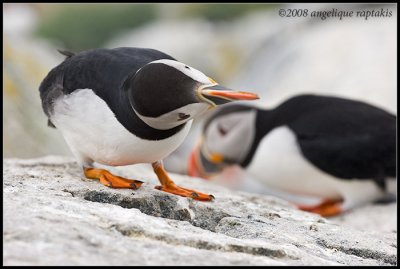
xmin=82 ymin=190 xmax=193 ymax=222
xmin=77 ymin=189 xmax=289 ymax=260
xmin=113 ymin=224 xmax=287 ymax=259
xmin=316 ymin=239 xmax=397 ymax=265
xmin=72 ymin=189 xmax=233 ymax=232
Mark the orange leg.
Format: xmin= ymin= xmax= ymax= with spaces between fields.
xmin=152 ymin=161 xmax=214 ymax=202
xmin=84 ymin=168 xmax=143 ymax=189
xmin=297 ymin=199 xmax=343 ymax=217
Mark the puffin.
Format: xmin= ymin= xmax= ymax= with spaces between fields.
xmin=39 ymin=47 xmax=259 ymax=201
xmin=188 ymin=94 xmax=396 ymax=214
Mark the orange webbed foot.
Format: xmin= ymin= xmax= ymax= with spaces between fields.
xmin=84 ymin=168 xmax=143 ymax=189
xmin=152 ymin=161 xmax=215 ymax=202
xmin=154 ymin=183 xmax=215 ymax=201
xmin=297 ymin=199 xmax=343 ymax=217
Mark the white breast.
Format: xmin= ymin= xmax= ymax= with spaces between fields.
xmin=245 ymin=126 xmax=389 ymax=209
xmin=246 ymin=126 xmax=347 ymax=199
xmin=51 ymin=89 xmax=192 ymax=167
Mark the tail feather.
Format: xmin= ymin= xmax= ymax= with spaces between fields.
xmin=57 ymin=49 xmax=75 ymax=59
xmin=47 ymin=119 xmax=56 ymax=128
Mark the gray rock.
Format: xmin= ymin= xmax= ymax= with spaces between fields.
xmin=3 ymin=156 xmax=397 ymax=265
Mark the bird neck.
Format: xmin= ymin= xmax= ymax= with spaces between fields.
xmin=240 ymin=108 xmax=275 ymax=168
xmin=115 ymin=89 xmax=186 ymax=140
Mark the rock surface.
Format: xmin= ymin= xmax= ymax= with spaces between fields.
xmin=3 ymin=156 xmax=397 ymax=266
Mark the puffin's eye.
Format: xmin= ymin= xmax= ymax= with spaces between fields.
xmin=184 ymin=65 xmax=190 ymax=69
xmin=178 ymin=113 xmax=190 ymax=121
xmin=217 ymin=124 xmax=227 ymax=136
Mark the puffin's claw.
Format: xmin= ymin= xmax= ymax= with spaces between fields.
xmin=154 ymin=185 xmax=162 ymax=190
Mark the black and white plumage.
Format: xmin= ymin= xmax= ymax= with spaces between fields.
xmin=39 ymin=47 xmax=258 ymax=200
xmin=189 ymin=94 xmax=396 ymax=213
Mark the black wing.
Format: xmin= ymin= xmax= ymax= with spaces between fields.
xmin=284 ymin=95 xmax=396 ymax=183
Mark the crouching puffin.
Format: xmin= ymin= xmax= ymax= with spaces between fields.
xmin=188 ymin=94 xmax=396 ymax=214
xmin=39 ymin=47 xmax=259 ymax=201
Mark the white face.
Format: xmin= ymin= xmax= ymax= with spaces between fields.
xmin=202 ymin=109 xmax=257 ymax=164
xmin=134 ymin=59 xmax=216 ymax=130
xmin=135 ymin=103 xmax=209 ymax=130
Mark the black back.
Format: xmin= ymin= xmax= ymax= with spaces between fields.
xmin=39 ymin=47 xmax=187 ymax=140
xmin=239 ymin=95 xmax=396 ymax=187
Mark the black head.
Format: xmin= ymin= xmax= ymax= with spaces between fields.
xmin=127 ymin=59 xmax=259 ymax=130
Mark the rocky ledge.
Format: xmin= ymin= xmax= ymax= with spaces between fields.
xmin=3 ymin=156 xmax=397 ymax=265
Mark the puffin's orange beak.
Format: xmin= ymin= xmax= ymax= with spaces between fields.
xmin=188 ymin=145 xmax=209 ymax=179
xmin=197 ymin=84 xmax=259 ymax=106
xmin=188 ymin=142 xmax=226 ymax=179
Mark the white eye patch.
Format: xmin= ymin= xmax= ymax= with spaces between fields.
xmin=150 ymin=59 xmax=212 ymax=84
xmin=135 ymin=103 xmax=209 ymax=130
xmin=205 ymin=110 xmax=257 ymax=163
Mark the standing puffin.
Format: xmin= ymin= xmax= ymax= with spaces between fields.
xmin=188 ymin=94 xmax=396 ymax=214
xmin=39 ymin=47 xmax=258 ymax=201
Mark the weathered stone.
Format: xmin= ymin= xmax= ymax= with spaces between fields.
xmin=3 ymin=156 xmax=397 ymax=265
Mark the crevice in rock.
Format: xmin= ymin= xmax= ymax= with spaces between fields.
xmin=68 ymin=189 xmax=234 ymax=233
xmin=113 ymin=224 xmax=288 ymax=259
xmin=316 ymin=239 xmax=397 ymax=265
xmin=81 ymin=190 xmax=193 ymax=222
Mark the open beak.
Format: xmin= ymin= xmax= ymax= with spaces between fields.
xmin=197 ymin=84 xmax=259 ymax=107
